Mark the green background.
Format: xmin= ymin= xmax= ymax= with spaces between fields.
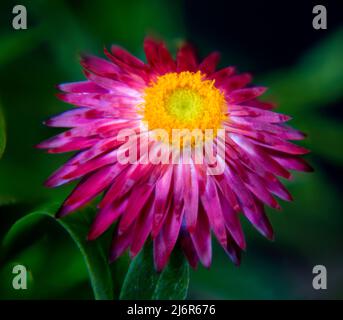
xmin=0 ymin=0 xmax=342 ymax=299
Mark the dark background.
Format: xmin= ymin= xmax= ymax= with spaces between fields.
xmin=0 ymin=0 xmax=342 ymax=299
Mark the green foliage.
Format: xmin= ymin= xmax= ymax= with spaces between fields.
xmin=0 ymin=105 xmax=5 ymax=159
xmin=265 ymin=27 xmax=343 ymax=114
xmin=120 ymin=242 xmax=189 ymax=300
xmin=2 ymin=204 xmax=114 ymax=300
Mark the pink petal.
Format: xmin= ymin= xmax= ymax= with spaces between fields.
xmin=57 ymin=165 xmax=118 ymax=217
xmin=228 ymin=135 xmax=291 ymax=179
xmin=84 ymin=71 xmax=140 ymax=97
xmin=220 ymin=73 xmax=252 ymax=92
xmin=183 ymin=163 xmax=199 ymax=233
xmin=176 ymin=43 xmax=198 ymax=72
xmin=58 ymin=81 xmax=108 ymax=93
xmin=190 ymin=205 xmax=212 ymax=268
xmin=152 ymin=166 xmax=173 ymax=237
xmin=271 ymin=154 xmax=314 ymax=172
xmin=227 ymin=87 xmax=267 ymax=104
xmin=118 ymin=183 xmax=154 ymax=234
xmin=247 ymin=100 xmax=276 ymax=110
xmin=109 ymin=222 xmax=136 ymax=262
xmin=243 ymin=198 xmax=274 ymax=240
xmin=153 ymin=206 xmax=184 ymax=272
xmin=224 ymin=229 xmax=241 ymax=266
xmin=228 ymin=131 xmax=309 ymax=155
xmin=130 ymin=199 xmax=155 ymax=257
xmin=264 ymin=176 xmax=293 ymax=202
xmin=144 ymin=37 xmax=176 ymax=75
xmin=56 ymin=92 xmax=139 ymax=109
xmin=218 ymin=193 xmax=246 ymax=249
xmin=110 ymin=45 xmax=146 ymax=69
xmin=229 ymin=105 xmax=291 ymax=123
xmin=209 ymin=66 xmax=236 ymax=86
xmin=200 ymin=178 xmax=227 ymax=247
xmin=179 ymin=229 xmax=198 ymax=269
xmin=198 ymin=52 xmax=220 ymax=75
xmin=80 ymin=54 xmax=120 ymax=77
xmin=88 ymin=198 xmax=128 ymax=240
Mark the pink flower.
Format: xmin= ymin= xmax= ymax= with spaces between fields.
xmin=38 ymin=38 xmax=312 ymax=271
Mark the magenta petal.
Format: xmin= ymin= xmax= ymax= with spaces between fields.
xmin=62 ymin=151 xmax=119 ymax=180
xmin=84 ymin=71 xmax=140 ymax=96
xmin=130 ymin=200 xmax=155 ymax=257
xmin=224 ymin=229 xmax=241 ymax=266
xmin=272 ymin=154 xmax=314 ymax=172
xmin=152 ymin=166 xmax=173 ymax=237
xmin=80 ymin=54 xmax=120 ymax=77
xmin=109 ymin=223 xmax=135 ymax=262
xmin=58 ymin=81 xmax=108 ymax=93
xmin=57 ymin=165 xmax=117 ymax=217
xmin=176 ymin=43 xmax=198 ymax=72
xmin=209 ymin=66 xmax=236 ymax=86
xmin=144 ymin=37 xmax=175 ymax=74
xmin=247 ymin=99 xmax=276 ymax=110
xmin=229 ymin=137 xmax=292 ymax=180
xmin=110 ymin=45 xmax=146 ymax=69
xmin=229 ymin=105 xmax=291 ymax=123
xmin=199 ymin=51 xmax=220 ymax=75
xmin=179 ymin=228 xmax=198 ymax=269
xmin=183 ymin=163 xmax=199 ymax=232
xmin=264 ymin=176 xmax=293 ymax=201
xmin=228 ymin=87 xmax=267 ymax=104
xmin=219 ymin=194 xmax=246 ymax=249
xmin=153 ymin=207 xmax=184 ymax=272
xmin=201 ymin=178 xmax=227 ymax=247
xmin=106 ymin=46 xmax=149 ymax=83
xmin=243 ymin=199 xmax=274 ymax=240
xmin=221 ymin=73 xmax=252 ymax=92
xmin=88 ymin=199 xmax=128 ymax=240
xmin=190 ymin=205 xmax=212 ymax=268
xmin=156 ymin=42 xmax=176 ymax=73
xmin=118 ymin=183 xmax=154 ymax=233
xmin=238 ymin=166 xmax=281 ymax=209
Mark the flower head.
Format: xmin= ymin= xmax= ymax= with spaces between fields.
xmin=38 ymin=38 xmax=312 ymax=271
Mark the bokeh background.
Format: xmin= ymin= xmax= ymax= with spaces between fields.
xmin=0 ymin=0 xmax=342 ymax=299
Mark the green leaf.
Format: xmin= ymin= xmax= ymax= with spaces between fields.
xmin=2 ymin=203 xmax=114 ymax=300
xmin=120 ymin=242 xmax=189 ymax=300
xmin=0 ymin=105 xmax=5 ymax=159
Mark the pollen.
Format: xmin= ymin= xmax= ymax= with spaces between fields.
xmin=141 ymin=71 xmax=227 ymax=146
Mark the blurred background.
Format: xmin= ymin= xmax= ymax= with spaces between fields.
xmin=0 ymin=0 xmax=342 ymax=299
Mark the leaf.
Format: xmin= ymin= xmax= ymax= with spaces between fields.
xmin=0 ymin=105 xmax=5 ymax=159
xmin=120 ymin=241 xmax=189 ymax=300
xmin=2 ymin=203 xmax=114 ymax=300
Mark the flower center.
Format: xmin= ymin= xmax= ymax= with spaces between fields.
xmin=167 ymin=88 xmax=203 ymax=121
xmin=141 ymin=71 xmax=226 ymax=145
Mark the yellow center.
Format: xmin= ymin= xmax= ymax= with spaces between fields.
xmin=141 ymin=71 xmax=226 ymax=146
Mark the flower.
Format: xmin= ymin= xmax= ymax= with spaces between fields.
xmin=38 ymin=37 xmax=312 ymax=271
